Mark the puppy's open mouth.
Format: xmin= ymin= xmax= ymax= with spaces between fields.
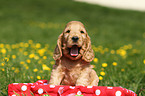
xmin=69 ymin=45 xmax=81 ymax=57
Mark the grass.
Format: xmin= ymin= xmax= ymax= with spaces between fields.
xmin=0 ymin=0 xmax=145 ymax=95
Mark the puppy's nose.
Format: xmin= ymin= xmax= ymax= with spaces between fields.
xmin=72 ymin=36 xmax=79 ymax=42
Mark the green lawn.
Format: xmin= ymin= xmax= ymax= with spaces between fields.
xmin=0 ymin=0 xmax=145 ymax=95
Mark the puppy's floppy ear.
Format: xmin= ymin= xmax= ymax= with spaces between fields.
xmin=82 ymin=34 xmax=94 ymax=62
xmin=53 ymin=33 xmax=63 ymax=60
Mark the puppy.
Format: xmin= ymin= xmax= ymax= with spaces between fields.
xmin=49 ymin=21 xmax=99 ymax=86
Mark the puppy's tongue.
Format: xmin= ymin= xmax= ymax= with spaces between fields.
xmin=70 ymin=46 xmax=78 ymax=56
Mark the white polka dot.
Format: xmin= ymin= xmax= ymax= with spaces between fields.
xmin=107 ymin=87 xmax=113 ymax=89
xmin=21 ymin=85 xmax=27 ymax=91
xmin=95 ymin=89 xmax=101 ymax=95
xmin=36 ymin=83 xmax=39 ymax=85
xmin=30 ymin=83 xmax=33 ymax=85
xmin=44 ymin=83 xmax=48 ymax=85
xmin=77 ymin=91 xmax=82 ymax=95
xmin=38 ymin=81 xmax=43 ymax=83
xmin=69 ymin=86 xmax=75 ymax=89
xmin=31 ymin=86 xmax=35 ymax=88
xmin=87 ymin=86 xmax=93 ymax=88
xmin=50 ymin=85 xmax=55 ymax=88
xmin=13 ymin=83 xmax=18 ymax=85
xmin=38 ymin=88 xmax=43 ymax=94
xmin=12 ymin=95 xmax=16 ymax=96
xmin=115 ymin=91 xmax=122 ymax=96
xmin=126 ymin=90 xmax=129 ymax=93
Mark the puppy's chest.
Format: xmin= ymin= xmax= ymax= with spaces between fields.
xmin=65 ymin=66 xmax=82 ymax=76
xmin=60 ymin=58 xmax=88 ymax=85
xmin=62 ymin=62 xmax=82 ymax=80
xmin=63 ymin=66 xmax=82 ymax=85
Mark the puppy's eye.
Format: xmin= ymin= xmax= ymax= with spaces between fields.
xmin=80 ymin=31 xmax=84 ymax=33
xmin=66 ymin=30 xmax=70 ymax=33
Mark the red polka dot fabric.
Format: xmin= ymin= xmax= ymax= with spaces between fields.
xmin=8 ymin=80 xmax=137 ymax=96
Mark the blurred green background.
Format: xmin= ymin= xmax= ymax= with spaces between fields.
xmin=0 ymin=0 xmax=145 ymax=95
xmin=0 ymin=0 xmax=145 ymax=47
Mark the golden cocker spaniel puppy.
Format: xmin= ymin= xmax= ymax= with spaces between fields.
xmin=49 ymin=21 xmax=99 ymax=86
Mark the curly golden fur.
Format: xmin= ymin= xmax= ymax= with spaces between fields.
xmin=49 ymin=21 xmax=99 ymax=86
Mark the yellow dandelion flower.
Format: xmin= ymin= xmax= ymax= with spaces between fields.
xmin=104 ymin=48 xmax=109 ymax=52
xmin=110 ymin=50 xmax=115 ymax=54
xmin=28 ymin=40 xmax=33 ymax=44
xmin=100 ymin=71 xmax=105 ymax=76
xmin=1 ymin=63 xmax=5 ymax=66
xmin=37 ymin=76 xmax=41 ymax=80
xmin=4 ymin=57 xmax=9 ymax=62
xmin=12 ymin=55 xmax=16 ymax=59
xmin=102 ymin=63 xmax=108 ymax=67
xmin=50 ymin=61 xmax=55 ymax=65
xmin=30 ymin=76 xmax=33 ymax=79
xmin=123 ymin=45 xmax=129 ymax=50
xmin=117 ymin=49 xmax=126 ymax=57
xmin=132 ymin=49 xmax=140 ymax=54
xmin=19 ymin=48 xmax=23 ymax=52
xmin=5 ymin=44 xmax=10 ymax=49
xmin=45 ymin=44 xmax=49 ymax=48
xmin=33 ymin=68 xmax=38 ymax=72
xmin=112 ymin=62 xmax=117 ymax=66
xmin=101 ymin=68 xmax=104 ymax=71
xmin=39 ymin=70 xmax=43 ymax=73
xmin=1 ymin=48 xmax=6 ymax=54
xmin=34 ymin=55 xmax=39 ymax=60
xmin=37 ymin=49 xmax=45 ymax=56
xmin=2 ymin=68 xmax=5 ymax=71
xmin=24 ymin=64 xmax=27 ymax=67
xmin=19 ymin=42 xmax=24 ymax=47
xmin=42 ymin=64 xmax=51 ymax=71
xmin=12 ymin=67 xmax=15 ymax=70
xmin=121 ymin=69 xmax=125 ymax=72
xmin=35 ymin=43 xmax=41 ymax=48
xmin=25 ymin=66 xmax=29 ymax=69
xmin=26 ymin=59 xmax=31 ymax=63
xmin=121 ymin=49 xmax=126 ymax=55
xmin=98 ymin=45 xmax=103 ymax=49
xmin=11 ymin=44 xmax=16 ymax=49
xmin=128 ymin=44 xmax=132 ymax=49
xmin=15 ymin=44 xmax=19 ymax=48
xmin=24 ymin=43 xmax=29 ymax=47
xmin=99 ymin=76 xmax=103 ymax=80
xmin=143 ymin=59 xmax=145 ymax=64
xmin=20 ymin=61 xmax=25 ymax=64
xmin=14 ymin=68 xmax=19 ymax=73
xmin=43 ymin=56 xmax=47 ymax=59
xmin=0 ymin=44 xmax=4 ymax=48
xmin=127 ymin=61 xmax=132 ymax=65
xmin=38 ymin=60 xmax=42 ymax=64
xmin=91 ymin=65 xmax=95 ymax=68
xmin=93 ymin=58 xmax=98 ymax=63
xmin=29 ymin=53 xmax=35 ymax=58
xmin=100 ymin=50 xmax=104 ymax=54
xmin=24 ymin=52 xmax=28 ymax=56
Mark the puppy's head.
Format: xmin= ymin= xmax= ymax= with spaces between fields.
xmin=53 ymin=21 xmax=94 ymax=62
